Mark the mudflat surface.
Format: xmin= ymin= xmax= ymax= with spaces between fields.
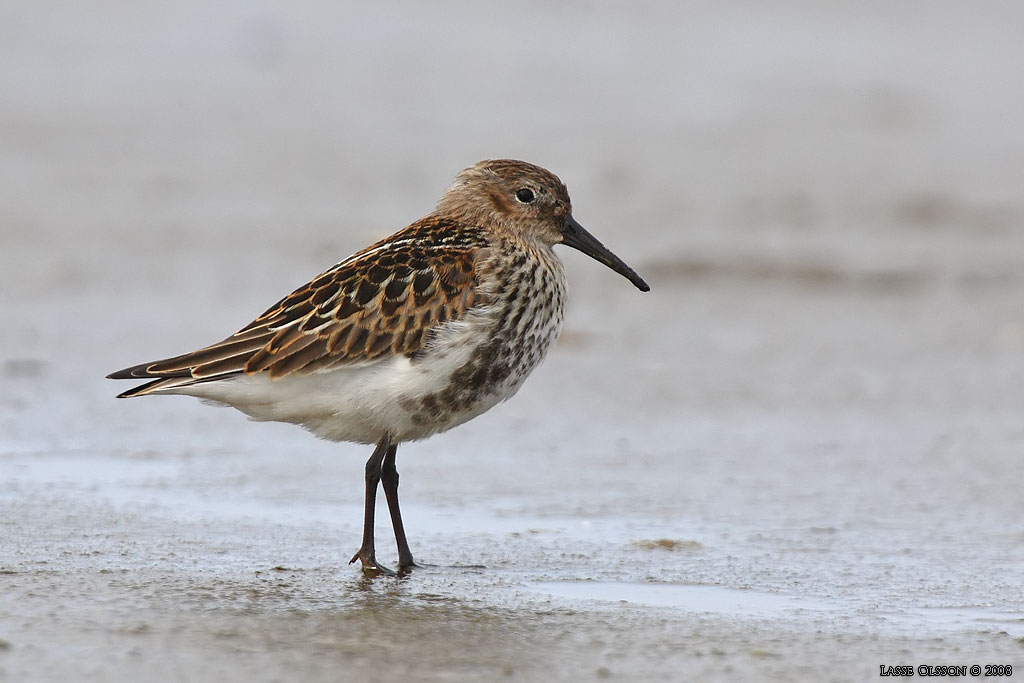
xmin=3 ymin=2 xmax=1024 ymax=681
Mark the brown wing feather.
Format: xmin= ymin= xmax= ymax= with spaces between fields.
xmin=107 ymin=218 xmax=493 ymax=392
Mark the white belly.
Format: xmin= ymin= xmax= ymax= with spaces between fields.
xmin=172 ymin=299 xmax=562 ymax=444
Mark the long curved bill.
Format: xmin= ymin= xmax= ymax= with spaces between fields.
xmin=561 ymin=215 xmax=650 ymax=292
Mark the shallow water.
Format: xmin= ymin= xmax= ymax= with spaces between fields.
xmin=533 ymin=582 xmax=1024 ymax=639
xmin=3 ymin=1 xmax=1024 ymax=681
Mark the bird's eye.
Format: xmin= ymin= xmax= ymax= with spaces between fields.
xmin=514 ymin=188 xmax=536 ymax=204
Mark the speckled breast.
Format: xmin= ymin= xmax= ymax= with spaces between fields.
xmin=404 ymin=243 xmax=567 ymax=435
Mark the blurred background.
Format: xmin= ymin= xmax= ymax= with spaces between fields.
xmin=3 ymin=1 xmax=1023 ymax=429
xmin=2 ymin=1 xmax=1024 ymax=681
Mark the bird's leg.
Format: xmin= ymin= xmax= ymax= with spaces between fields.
xmin=380 ymin=443 xmax=419 ymax=571
xmin=349 ymin=436 xmax=395 ymax=575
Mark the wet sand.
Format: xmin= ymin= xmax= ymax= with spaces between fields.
xmin=3 ymin=1 xmax=1024 ymax=681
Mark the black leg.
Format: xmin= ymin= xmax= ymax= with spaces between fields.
xmin=348 ymin=436 xmax=395 ymax=575
xmin=380 ymin=443 xmax=419 ymax=571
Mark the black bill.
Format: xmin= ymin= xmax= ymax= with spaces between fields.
xmin=561 ymin=215 xmax=650 ymax=292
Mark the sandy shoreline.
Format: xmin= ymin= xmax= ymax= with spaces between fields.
xmin=3 ymin=2 xmax=1024 ymax=680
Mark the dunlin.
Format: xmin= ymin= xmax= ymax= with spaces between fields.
xmin=109 ymin=159 xmax=649 ymax=574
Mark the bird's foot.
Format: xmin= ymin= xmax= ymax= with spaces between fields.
xmin=400 ymin=560 xmax=487 ymax=573
xmin=349 ymin=547 xmax=397 ymax=576
xmin=395 ymin=559 xmax=430 ymax=574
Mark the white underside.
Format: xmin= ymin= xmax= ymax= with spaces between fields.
xmin=161 ymin=312 xmax=525 ymax=444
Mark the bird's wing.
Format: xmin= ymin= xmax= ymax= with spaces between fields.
xmin=108 ymin=219 xmax=492 ymax=396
